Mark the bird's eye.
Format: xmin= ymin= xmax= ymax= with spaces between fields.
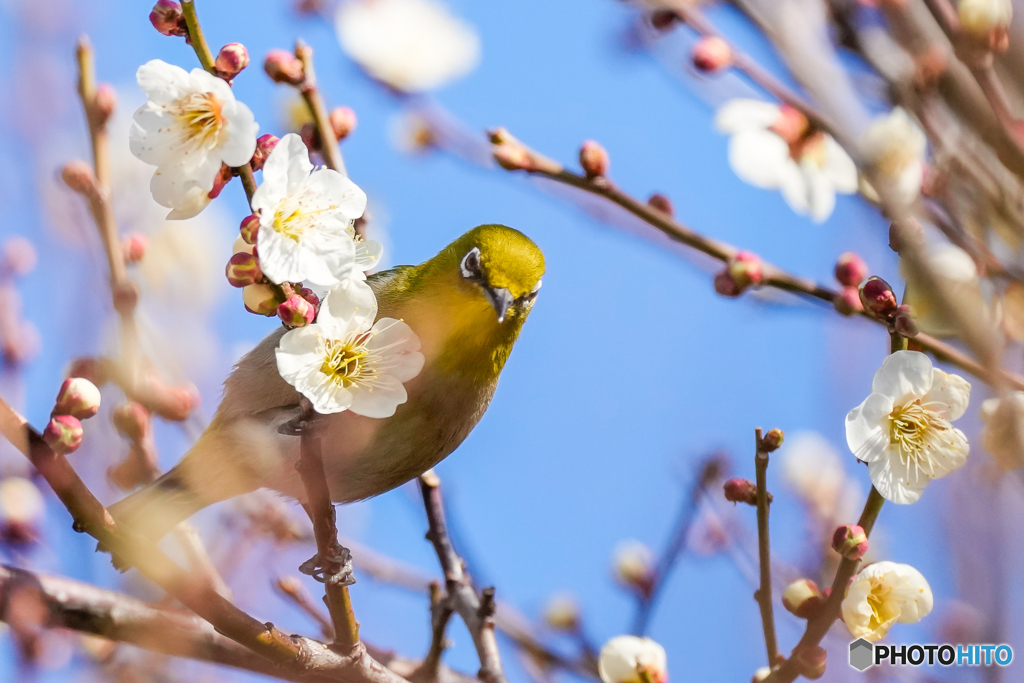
xmin=460 ymin=247 xmax=482 ymax=280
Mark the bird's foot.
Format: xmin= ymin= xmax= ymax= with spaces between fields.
xmin=298 ymin=543 xmax=356 ymax=587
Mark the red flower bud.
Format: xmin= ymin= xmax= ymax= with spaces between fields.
xmin=121 ymin=233 xmax=148 ymax=264
xmin=243 ymin=284 xmax=282 ymax=316
xmin=833 ymin=286 xmax=863 ymax=316
xmin=264 ymin=49 xmax=305 ymax=85
xmin=692 ymin=36 xmax=732 ymax=73
xmin=714 ymin=269 xmax=741 ymax=297
xmin=860 ymin=276 xmax=898 ymax=319
xmin=240 ymin=214 xmax=260 ymax=245
xmin=330 ymin=106 xmax=358 ymax=141
xmin=226 ymin=252 xmax=263 ymax=288
xmin=647 ymin=193 xmax=674 ymax=216
xmin=579 ymin=140 xmax=609 ymax=178
xmin=834 ymin=252 xmax=868 ymax=288
xmin=729 ymin=251 xmax=763 ymax=289
xmin=251 ymin=134 xmax=280 ymax=172
xmin=215 ymin=43 xmax=249 ymax=79
xmin=207 ymin=164 xmax=233 ymax=200
xmin=893 ymin=304 xmax=919 ymax=338
xmin=723 ymin=478 xmax=759 ymax=506
xmin=650 ymin=9 xmax=678 ymax=30
xmin=297 ymin=287 xmax=321 ymax=318
xmin=53 ymin=377 xmax=101 ymax=420
xmin=277 ymin=294 xmax=316 ymax=328
xmin=149 ymin=0 xmax=188 ymax=37
xmin=43 ymin=415 xmax=84 ymax=455
xmin=832 ymin=524 xmax=869 ymax=561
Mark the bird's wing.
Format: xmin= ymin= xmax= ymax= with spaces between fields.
xmin=368 ymin=265 xmax=416 ymax=319
xmin=216 ymin=326 xmax=302 ymax=423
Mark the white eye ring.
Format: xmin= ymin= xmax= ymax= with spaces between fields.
xmin=530 ymin=278 xmax=542 ymax=293
xmin=461 ymin=247 xmax=482 ymax=279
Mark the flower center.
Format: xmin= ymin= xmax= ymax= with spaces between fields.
xmin=320 ymin=334 xmax=374 ymax=388
xmin=174 ymin=92 xmax=225 ymax=148
xmin=272 ymin=192 xmax=340 ymax=243
xmin=888 ymin=400 xmax=947 ymax=470
xmin=866 ymin=578 xmax=901 ymax=633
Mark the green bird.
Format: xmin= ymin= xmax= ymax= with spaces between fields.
xmin=110 ymin=224 xmax=545 ymax=541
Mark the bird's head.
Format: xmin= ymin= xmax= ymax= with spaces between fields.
xmin=443 ymin=224 xmax=545 ymax=324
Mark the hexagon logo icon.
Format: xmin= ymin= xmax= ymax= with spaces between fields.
xmin=849 ymin=638 xmax=874 ymax=671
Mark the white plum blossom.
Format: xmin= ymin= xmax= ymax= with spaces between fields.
xmin=130 ymin=60 xmax=259 ymax=219
xmin=860 ymin=108 xmax=927 ymax=207
xmin=715 ymin=99 xmax=858 ymax=223
xmin=597 ymin=636 xmax=667 ymax=683
xmin=336 ymin=0 xmax=480 ymax=93
xmin=846 ymin=351 xmax=971 ymax=504
xmin=980 ymin=392 xmax=1024 ymax=470
xmin=253 ymin=134 xmax=374 ymax=287
xmin=841 ymin=561 xmax=933 ymax=641
xmin=275 ymin=279 xmax=424 ymax=417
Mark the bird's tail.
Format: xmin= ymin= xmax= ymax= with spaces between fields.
xmin=107 ymin=466 xmax=209 ymax=543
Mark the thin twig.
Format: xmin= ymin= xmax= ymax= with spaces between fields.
xmin=419 ymin=471 xmax=507 ymax=683
xmin=276 ymin=575 xmax=335 ymax=640
xmin=295 ymin=39 xmax=347 ymax=175
xmin=294 ymin=403 xmax=360 ymax=650
xmin=414 ymin=581 xmax=455 ymax=681
xmin=181 ymin=0 xmax=216 ymax=74
xmin=765 ymin=488 xmax=885 ymax=683
xmin=753 ymin=429 xmax=779 ymax=666
xmin=75 ymin=36 xmax=110 ymax=192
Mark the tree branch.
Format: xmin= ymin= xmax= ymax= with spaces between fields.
xmin=295 ymin=39 xmax=347 ymax=176
xmin=753 ymin=429 xmax=779 ymax=667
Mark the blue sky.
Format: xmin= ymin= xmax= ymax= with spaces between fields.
xmin=0 ymin=0 xmax=997 ymax=681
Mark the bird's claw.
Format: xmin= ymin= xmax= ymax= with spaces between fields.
xmin=298 ymin=545 xmax=356 ymax=587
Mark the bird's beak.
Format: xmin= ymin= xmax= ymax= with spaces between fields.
xmin=485 ymin=286 xmax=515 ymax=323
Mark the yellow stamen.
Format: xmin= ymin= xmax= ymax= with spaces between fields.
xmin=173 ymin=92 xmax=225 ymax=148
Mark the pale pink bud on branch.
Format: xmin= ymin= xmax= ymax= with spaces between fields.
xmin=833 ymin=286 xmax=863 ymax=316
xmin=2 ymin=237 xmax=37 ymax=277
xmin=61 ymin=160 xmax=98 ymax=196
xmin=834 ymin=252 xmax=867 ymax=287
xmin=723 ymin=478 xmax=763 ymax=506
xmin=330 ymin=107 xmax=358 ymax=141
xmin=66 ymin=357 xmax=110 ymax=387
xmin=251 ymin=134 xmax=280 ymax=172
xmin=782 ymin=579 xmax=825 ymax=619
xmin=761 ymin=428 xmax=784 ymax=452
xmin=43 ymin=415 xmax=84 ymax=455
xmin=264 ymin=49 xmax=305 ymax=85
xmin=133 ymin=379 xmax=198 ymax=422
xmin=493 ymin=143 xmax=533 ymax=171
xmin=121 ymin=233 xmax=148 ymax=264
xmin=53 ymin=377 xmax=101 ymax=420
xmin=791 ymin=645 xmax=826 ymax=679
xmin=579 ymin=140 xmax=609 ymax=178
xmin=244 ymin=284 xmax=283 ymax=316
xmin=216 ymin=43 xmax=249 ymax=80
xmin=93 ymin=84 xmax=117 ymax=127
xmin=692 ymin=36 xmax=732 ymax=73
xmin=111 ymin=402 xmax=150 ymax=442
xmin=149 ymin=0 xmax=188 ymax=37
xmin=226 ymin=252 xmax=263 ymax=288
xmin=832 ymin=524 xmax=869 ymax=560
xmin=277 ymin=294 xmax=316 ymax=328
xmin=112 ymin=281 xmax=140 ymax=316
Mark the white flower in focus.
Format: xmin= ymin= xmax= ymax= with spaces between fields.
xmin=841 ymin=561 xmax=933 ymax=641
xmin=130 ymin=60 xmax=259 ymax=219
xmin=336 ymin=0 xmax=480 ymax=93
xmin=253 ymin=134 xmax=373 ymax=287
xmin=715 ymin=99 xmax=858 ymax=223
xmin=958 ymin=0 xmax=1012 ymax=39
xmin=846 ymin=351 xmax=971 ymax=504
xmin=779 ymin=431 xmax=862 ymax=522
xmin=598 ymin=636 xmax=667 ymax=683
xmin=860 ymin=108 xmax=926 ymax=206
xmin=980 ymin=392 xmax=1024 ymax=470
xmin=275 ymin=279 xmax=424 ymax=417
xmin=0 ymin=477 xmax=45 ymax=524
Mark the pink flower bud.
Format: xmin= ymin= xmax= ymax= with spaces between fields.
xmin=833 ymin=286 xmax=863 ymax=316
xmin=723 ymin=478 xmax=759 ymax=506
xmin=832 ymin=524 xmax=869 ymax=561
xmin=769 ymin=105 xmax=809 ymax=145
xmin=330 ymin=106 xmax=358 ymax=141
xmin=207 ymin=164 xmax=233 ymax=200
xmin=893 ymin=304 xmax=919 ymax=338
xmin=53 ymin=377 xmax=102 ymax=420
xmin=111 ymin=402 xmax=150 ymax=442
xmin=112 ymin=282 xmax=139 ymax=316
xmin=860 ymin=276 xmax=898 ymax=319
xmin=243 ymin=284 xmax=282 ymax=316
xmin=278 ymin=294 xmax=316 ymax=328
xmin=579 ymin=140 xmax=609 ymax=178
xmin=239 ymin=214 xmax=260 ymax=245
xmin=264 ymin=49 xmax=305 ymax=85
xmin=2 ymin=237 xmax=37 ymax=277
xmin=493 ymin=143 xmax=532 ymax=171
xmin=61 ymin=160 xmax=97 ymax=195
xmin=43 ymin=415 xmax=84 ymax=455
xmin=250 ymin=134 xmax=280 ymax=172
xmin=140 ymin=382 xmax=198 ymax=422
xmin=761 ymin=428 xmax=784 ymax=452
xmin=834 ymin=252 xmax=868 ymax=287
xmin=728 ymin=251 xmax=763 ymax=289
xmin=647 ymin=193 xmax=674 ymax=216
xmin=215 ymin=43 xmax=249 ymax=79
xmin=121 ymin=233 xmax=148 ymax=264
xmin=93 ymin=84 xmax=117 ymax=126
xmin=226 ymin=252 xmax=263 ymax=288
xmin=782 ymin=579 xmax=825 ymax=619
xmin=149 ymin=0 xmax=188 ymax=37
xmin=299 ymin=122 xmax=319 ymax=152
xmin=297 ymin=287 xmax=321 ymax=318
xmin=792 ymin=645 xmax=826 ymax=679
xmin=714 ymin=269 xmax=741 ymax=297
xmin=692 ymin=36 xmax=732 ymax=73
xmin=650 ymin=9 xmax=678 ymax=30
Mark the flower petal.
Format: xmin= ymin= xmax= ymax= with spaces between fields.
xmin=262 ymin=133 xmax=313 ymax=197
xmin=846 ymin=392 xmax=894 ymax=462
xmin=347 ymin=376 xmax=408 ymax=418
xmin=871 ymin=350 xmax=934 ymax=405
xmin=867 ymin=456 xmax=927 ymax=504
xmin=820 ymin=136 xmax=859 ymax=194
xmin=321 ymin=279 xmax=379 ymax=332
xmin=715 ymin=99 xmax=781 ymax=133
xmin=136 ymin=60 xmax=190 ymax=105
xmin=923 ymin=369 xmax=971 ymax=420
xmin=727 ymin=129 xmax=793 ymax=189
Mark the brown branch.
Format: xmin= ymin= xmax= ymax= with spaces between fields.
xmin=294 ymin=403 xmax=360 ymax=649
xmin=753 ymin=429 xmax=779 ymax=667
xmin=419 ymin=471 xmax=507 ymax=683
xmin=75 ymin=36 xmax=111 ymax=193
xmin=486 ymin=129 xmax=1024 ymax=391
xmin=765 ymin=487 xmax=885 ymax=683
xmin=295 ymin=39 xmax=347 ymax=175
